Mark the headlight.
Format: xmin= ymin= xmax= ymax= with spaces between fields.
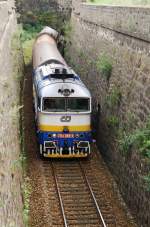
xmin=52 ymin=134 xmax=57 ymax=138
xmin=80 ymin=134 xmax=84 ymax=138
xmin=75 ymin=133 xmax=84 ymax=138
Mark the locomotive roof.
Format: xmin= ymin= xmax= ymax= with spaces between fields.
xmin=34 ymin=64 xmax=91 ymax=98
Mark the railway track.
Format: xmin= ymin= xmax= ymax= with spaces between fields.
xmin=42 ymin=158 xmax=116 ymax=227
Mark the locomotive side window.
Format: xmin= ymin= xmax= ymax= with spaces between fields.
xmin=67 ymin=98 xmax=90 ymax=112
xmin=42 ymin=98 xmax=65 ymax=112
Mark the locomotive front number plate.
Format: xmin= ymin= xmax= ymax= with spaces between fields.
xmin=57 ymin=134 xmax=74 ymax=138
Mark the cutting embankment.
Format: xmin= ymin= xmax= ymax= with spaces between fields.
xmin=20 ymin=2 xmax=138 ymax=227
xmin=8 ymin=0 xmax=150 ymax=226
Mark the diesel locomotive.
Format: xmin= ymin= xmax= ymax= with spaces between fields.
xmin=32 ymin=27 xmax=92 ymax=158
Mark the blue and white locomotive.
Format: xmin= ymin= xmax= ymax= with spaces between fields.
xmin=32 ymin=27 xmax=92 ymax=158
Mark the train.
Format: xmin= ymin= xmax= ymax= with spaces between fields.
xmin=32 ymin=26 xmax=92 ymax=158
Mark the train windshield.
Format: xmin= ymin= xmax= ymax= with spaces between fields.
xmin=42 ymin=98 xmax=90 ymax=112
xmin=67 ymin=98 xmax=90 ymax=112
xmin=42 ymin=98 xmax=65 ymax=112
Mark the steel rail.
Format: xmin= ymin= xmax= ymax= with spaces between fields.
xmin=51 ymin=161 xmax=68 ymax=227
xmin=79 ymin=161 xmax=107 ymax=227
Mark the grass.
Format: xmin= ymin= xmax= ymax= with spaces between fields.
xmin=87 ymin=0 xmax=150 ymax=5
xmin=20 ymin=23 xmax=43 ymax=65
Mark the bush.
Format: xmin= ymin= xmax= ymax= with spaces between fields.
xmin=119 ymin=120 xmax=150 ymax=157
xmin=21 ymin=24 xmax=43 ymax=42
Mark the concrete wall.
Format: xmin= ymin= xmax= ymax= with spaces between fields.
xmin=66 ymin=2 xmax=150 ymax=227
xmin=0 ymin=0 xmax=24 ymax=226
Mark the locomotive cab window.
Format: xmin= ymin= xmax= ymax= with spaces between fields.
xmin=67 ymin=98 xmax=90 ymax=112
xmin=42 ymin=98 xmax=65 ymax=112
xmin=42 ymin=97 xmax=90 ymax=112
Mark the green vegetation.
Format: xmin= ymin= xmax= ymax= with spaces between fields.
xmin=106 ymin=87 xmax=122 ymax=108
xmin=21 ymin=24 xmax=43 ymax=43
xmin=63 ymin=21 xmax=72 ymax=41
xmin=119 ymin=119 xmax=150 ymax=158
xmin=21 ymin=11 xmax=64 ymax=33
xmin=96 ymin=54 xmax=112 ymax=80
xmin=106 ymin=115 xmax=119 ymax=128
xmin=87 ymin=0 xmax=150 ymax=5
xmin=143 ymin=174 xmax=150 ymax=192
xmin=20 ymin=11 xmax=65 ymax=65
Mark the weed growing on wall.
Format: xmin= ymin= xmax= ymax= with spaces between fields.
xmin=143 ymin=173 xmax=150 ymax=192
xmin=119 ymin=119 xmax=150 ymax=158
xmin=62 ymin=21 xmax=73 ymax=57
xmin=63 ymin=21 xmax=72 ymax=40
xmin=106 ymin=87 xmax=122 ymax=109
xmin=96 ymin=54 xmax=112 ymax=80
xmin=106 ymin=115 xmax=119 ymax=129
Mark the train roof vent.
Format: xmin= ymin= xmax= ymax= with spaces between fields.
xmin=54 ymin=68 xmax=67 ymax=74
xmin=37 ymin=64 xmax=80 ymax=81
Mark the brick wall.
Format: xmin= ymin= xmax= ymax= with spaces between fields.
xmin=66 ymin=3 xmax=150 ymax=227
xmin=0 ymin=1 xmax=24 ymax=226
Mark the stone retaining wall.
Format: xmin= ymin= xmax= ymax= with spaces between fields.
xmin=78 ymin=3 xmax=150 ymax=42
xmin=66 ymin=2 xmax=150 ymax=227
xmin=0 ymin=1 xmax=24 ymax=226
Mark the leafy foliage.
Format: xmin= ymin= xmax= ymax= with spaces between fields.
xmin=20 ymin=11 xmax=65 ymax=64
xmin=21 ymin=24 xmax=43 ymax=43
xmin=119 ymin=119 xmax=150 ymax=157
xmin=96 ymin=54 xmax=112 ymax=80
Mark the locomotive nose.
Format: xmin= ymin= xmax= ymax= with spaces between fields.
xmin=63 ymin=126 xmax=69 ymax=133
